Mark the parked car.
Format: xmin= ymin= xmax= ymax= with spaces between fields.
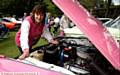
xmin=63 ymin=17 xmax=120 ymax=41
xmin=63 ymin=25 xmax=120 ymax=41
xmin=105 ymin=16 xmax=120 ymax=29
xmin=0 ymin=0 xmax=120 ymax=75
xmin=10 ymin=17 xmax=22 ymax=24
xmin=97 ymin=18 xmax=113 ymax=25
xmin=1 ymin=18 xmax=21 ymax=30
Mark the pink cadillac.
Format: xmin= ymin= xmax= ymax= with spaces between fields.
xmin=0 ymin=0 xmax=120 ymax=75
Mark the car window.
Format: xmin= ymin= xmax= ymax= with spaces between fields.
xmin=1 ymin=18 xmax=12 ymax=22
xmin=97 ymin=18 xmax=113 ymax=23
xmin=101 ymin=20 xmax=109 ymax=23
xmin=106 ymin=19 xmax=120 ymax=28
xmin=111 ymin=19 xmax=120 ymax=28
xmin=106 ymin=16 xmax=120 ymax=27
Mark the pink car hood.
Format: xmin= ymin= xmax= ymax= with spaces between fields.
xmin=0 ymin=58 xmax=63 ymax=75
xmin=52 ymin=0 xmax=120 ymax=70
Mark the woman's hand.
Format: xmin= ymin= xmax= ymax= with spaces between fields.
xmin=50 ymin=39 xmax=59 ymax=45
xmin=0 ymin=55 xmax=6 ymax=58
xmin=19 ymin=48 xmax=29 ymax=60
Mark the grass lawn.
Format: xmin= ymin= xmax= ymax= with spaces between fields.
xmin=0 ymin=31 xmax=48 ymax=58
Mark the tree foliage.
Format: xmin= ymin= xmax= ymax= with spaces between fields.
xmin=0 ymin=0 xmax=44 ymax=17
xmin=0 ymin=0 xmax=119 ymax=18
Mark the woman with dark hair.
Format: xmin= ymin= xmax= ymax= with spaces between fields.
xmin=15 ymin=5 xmax=58 ymax=60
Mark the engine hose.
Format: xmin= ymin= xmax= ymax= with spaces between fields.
xmin=60 ymin=49 xmax=64 ymax=67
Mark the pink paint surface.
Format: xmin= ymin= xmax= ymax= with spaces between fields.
xmin=0 ymin=58 xmax=62 ymax=75
xmin=0 ymin=0 xmax=120 ymax=73
xmin=52 ymin=0 xmax=120 ymax=70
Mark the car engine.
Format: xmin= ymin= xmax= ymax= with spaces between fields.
xmin=30 ymin=37 xmax=120 ymax=75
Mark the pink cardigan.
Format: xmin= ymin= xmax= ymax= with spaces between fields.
xmin=15 ymin=16 xmax=44 ymax=48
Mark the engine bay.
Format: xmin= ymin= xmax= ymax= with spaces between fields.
xmin=30 ymin=37 xmax=120 ymax=75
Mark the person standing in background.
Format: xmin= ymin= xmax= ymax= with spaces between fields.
xmin=22 ymin=12 xmax=27 ymax=21
xmin=59 ymin=14 xmax=71 ymax=36
xmin=53 ymin=16 xmax=60 ymax=36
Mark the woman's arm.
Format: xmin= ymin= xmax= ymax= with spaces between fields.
xmin=19 ymin=20 xmax=30 ymax=60
xmin=42 ymin=26 xmax=58 ymax=44
xmin=42 ymin=26 xmax=53 ymax=42
xmin=20 ymin=20 xmax=30 ymax=51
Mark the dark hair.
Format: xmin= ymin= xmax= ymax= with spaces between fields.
xmin=31 ymin=4 xmax=46 ymax=24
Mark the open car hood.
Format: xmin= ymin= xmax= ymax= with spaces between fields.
xmin=52 ymin=0 xmax=120 ymax=70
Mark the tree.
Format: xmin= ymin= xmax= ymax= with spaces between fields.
xmin=105 ymin=0 xmax=112 ymax=17
xmin=43 ymin=0 xmax=62 ymax=16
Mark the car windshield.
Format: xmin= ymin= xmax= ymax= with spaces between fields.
xmin=97 ymin=18 xmax=113 ymax=23
xmin=1 ymin=18 xmax=12 ymax=22
xmin=105 ymin=16 xmax=120 ymax=28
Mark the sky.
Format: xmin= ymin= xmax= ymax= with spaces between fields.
xmin=103 ymin=0 xmax=120 ymax=5
xmin=112 ymin=0 xmax=120 ymax=5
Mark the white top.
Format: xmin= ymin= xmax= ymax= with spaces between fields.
xmin=59 ymin=15 xmax=70 ymax=30
xmin=20 ymin=20 xmax=53 ymax=50
xmin=54 ymin=17 xmax=60 ymax=23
